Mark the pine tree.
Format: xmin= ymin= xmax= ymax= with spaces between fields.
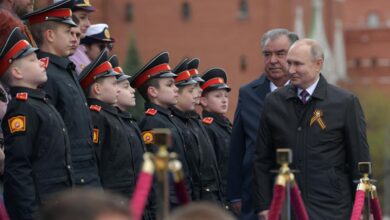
xmin=124 ymin=34 xmax=144 ymax=121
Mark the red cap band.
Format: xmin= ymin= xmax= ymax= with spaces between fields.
xmin=175 ymin=71 xmax=191 ymax=83
xmin=28 ymin=8 xmax=72 ymax=25
xmin=0 ymin=40 xmax=30 ymax=76
xmin=133 ymin=63 xmax=171 ymax=88
xmin=113 ymin=66 xmax=123 ymax=74
xmin=80 ymin=61 xmax=114 ymax=89
xmin=188 ymin=69 xmax=198 ymax=76
xmin=200 ymin=77 xmax=225 ymax=91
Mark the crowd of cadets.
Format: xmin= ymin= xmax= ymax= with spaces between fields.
xmin=0 ymin=0 xmax=233 ymax=219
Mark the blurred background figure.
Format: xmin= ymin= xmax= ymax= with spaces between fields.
xmin=68 ymin=0 xmax=95 ymax=74
xmin=40 ymin=188 xmax=132 ymax=220
xmin=81 ymin=23 xmax=115 ymax=63
xmin=169 ymin=202 xmax=236 ymax=220
xmin=0 ymin=0 xmax=34 ymax=18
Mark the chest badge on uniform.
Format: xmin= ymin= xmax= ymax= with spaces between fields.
xmin=8 ymin=115 xmax=26 ymax=134
xmin=93 ymin=128 xmax=99 ymax=143
xmin=202 ymin=117 xmax=214 ymax=125
xmin=142 ymin=130 xmax=154 ymax=144
xmin=310 ymin=109 xmax=326 ymax=130
xmin=145 ymin=108 xmax=157 ymax=116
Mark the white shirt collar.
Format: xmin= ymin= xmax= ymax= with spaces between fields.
xmin=297 ymin=76 xmax=320 ymax=97
xmin=270 ymin=80 xmax=290 ymax=92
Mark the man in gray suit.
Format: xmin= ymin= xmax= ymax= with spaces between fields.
xmin=254 ymin=39 xmax=371 ymax=219
xmin=227 ymin=28 xmax=298 ymax=220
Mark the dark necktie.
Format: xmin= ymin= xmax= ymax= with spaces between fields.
xmin=300 ymin=89 xmax=309 ymax=104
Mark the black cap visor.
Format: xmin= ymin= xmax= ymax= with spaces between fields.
xmin=176 ymin=78 xmax=197 ymax=87
xmin=203 ymin=84 xmax=231 ymax=93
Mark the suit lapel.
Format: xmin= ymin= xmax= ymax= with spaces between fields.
xmin=252 ymin=74 xmax=271 ymax=102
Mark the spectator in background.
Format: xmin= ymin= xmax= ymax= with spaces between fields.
xmin=68 ymin=0 xmax=95 ymax=74
xmin=40 ymin=189 xmax=132 ymax=220
xmin=0 ymin=0 xmax=34 ymax=18
xmin=169 ymin=202 xmax=235 ymax=220
xmin=81 ymin=23 xmax=115 ymax=63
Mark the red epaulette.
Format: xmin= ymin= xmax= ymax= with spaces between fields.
xmin=16 ymin=92 xmax=28 ymax=101
xmin=202 ymin=117 xmax=214 ymax=125
xmin=89 ymin=105 xmax=102 ymax=112
xmin=39 ymin=57 xmax=49 ymax=69
xmin=145 ymin=108 xmax=157 ymax=116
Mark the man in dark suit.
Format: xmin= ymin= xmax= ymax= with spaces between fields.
xmin=254 ymin=39 xmax=371 ymax=219
xmin=227 ymin=28 xmax=298 ymax=220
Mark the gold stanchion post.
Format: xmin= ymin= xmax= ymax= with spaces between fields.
xmin=153 ymin=128 xmax=172 ymax=220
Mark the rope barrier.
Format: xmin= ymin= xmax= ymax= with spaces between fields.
xmin=268 ymin=184 xmax=286 ymax=220
xmin=290 ymin=183 xmax=309 ymax=220
xmin=169 ymin=157 xmax=191 ymax=205
xmin=130 ymin=153 xmax=155 ymax=220
xmin=350 ymin=189 xmax=365 ymax=220
xmin=350 ymin=162 xmax=382 ymax=220
xmin=266 ymin=149 xmax=309 ymax=220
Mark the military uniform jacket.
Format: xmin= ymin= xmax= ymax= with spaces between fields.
xmin=117 ymin=108 xmax=146 ymax=176
xmin=1 ymin=87 xmax=73 ymax=220
xmin=117 ymin=108 xmax=156 ymax=220
xmin=88 ymin=99 xmax=138 ymax=197
xmin=171 ymin=108 xmax=223 ymax=203
xmin=138 ymin=102 xmax=192 ymax=206
xmin=202 ymin=110 xmax=232 ymax=201
xmin=254 ymin=75 xmax=371 ymax=219
xmin=37 ymin=51 xmax=100 ymax=187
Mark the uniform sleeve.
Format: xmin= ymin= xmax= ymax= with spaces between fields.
xmin=90 ymin=111 xmax=106 ymax=164
xmin=344 ymin=95 xmax=371 ymax=182
xmin=1 ymin=105 xmax=39 ymax=220
xmin=203 ymin=124 xmax=219 ymax=160
xmin=226 ymin=89 xmax=246 ymax=201
xmin=253 ymin=96 xmax=275 ymax=213
xmin=138 ymin=116 xmax=163 ymax=153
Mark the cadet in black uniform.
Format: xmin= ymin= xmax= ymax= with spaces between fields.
xmin=170 ymin=59 xmax=223 ymax=203
xmin=109 ymin=55 xmax=155 ymax=220
xmin=200 ymin=68 xmax=232 ymax=204
xmin=25 ymin=0 xmax=101 ymax=187
xmin=186 ymin=58 xmax=204 ymax=108
xmin=0 ymin=28 xmax=73 ymax=220
xmin=79 ymin=50 xmax=138 ymax=198
xmin=110 ymin=55 xmax=145 ymax=176
xmin=131 ymin=52 xmax=192 ymax=207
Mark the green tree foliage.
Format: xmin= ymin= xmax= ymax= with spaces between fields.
xmin=354 ymin=86 xmax=390 ymax=205
xmin=124 ymin=34 xmax=145 ymax=121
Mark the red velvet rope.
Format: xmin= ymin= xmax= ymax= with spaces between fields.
xmin=370 ymin=197 xmax=382 ymax=220
xmin=130 ymin=172 xmax=154 ymax=220
xmin=174 ymin=180 xmax=191 ymax=204
xmin=268 ymin=185 xmax=286 ymax=220
xmin=0 ymin=201 xmax=10 ymax=220
xmin=291 ymin=184 xmax=309 ymax=220
xmin=350 ymin=190 xmax=366 ymax=220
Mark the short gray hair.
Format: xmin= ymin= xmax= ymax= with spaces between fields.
xmin=260 ymin=28 xmax=299 ymax=48
xmin=292 ymin=38 xmax=324 ymax=61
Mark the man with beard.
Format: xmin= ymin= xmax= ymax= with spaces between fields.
xmin=0 ymin=0 xmax=34 ymax=18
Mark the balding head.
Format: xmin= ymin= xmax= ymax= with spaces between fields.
xmin=290 ymin=38 xmax=324 ymax=61
xmin=287 ymin=38 xmax=324 ymax=89
xmin=169 ymin=202 xmax=235 ymax=220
